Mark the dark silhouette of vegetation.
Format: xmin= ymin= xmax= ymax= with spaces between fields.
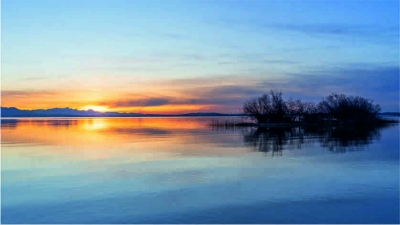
xmin=241 ymin=90 xmax=396 ymax=125
xmin=242 ymin=90 xmax=289 ymax=123
xmin=318 ymin=93 xmax=381 ymax=124
xmin=209 ymin=118 xmax=247 ymax=129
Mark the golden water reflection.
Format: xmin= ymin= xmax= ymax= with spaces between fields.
xmin=1 ymin=118 xmax=246 ymax=161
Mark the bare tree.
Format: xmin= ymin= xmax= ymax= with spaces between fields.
xmin=319 ymin=93 xmax=381 ymax=123
xmin=242 ymin=94 xmax=271 ymax=123
xmin=243 ymin=90 xmax=288 ymax=123
xmin=286 ymin=99 xmax=304 ymax=121
xmin=269 ymin=90 xmax=287 ymax=122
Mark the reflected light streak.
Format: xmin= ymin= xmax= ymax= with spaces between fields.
xmin=82 ymin=119 xmax=108 ymax=130
xmin=1 ymin=118 xmax=224 ymax=161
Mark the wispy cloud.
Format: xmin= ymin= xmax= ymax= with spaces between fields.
xmin=215 ymin=16 xmax=398 ymax=44
xmin=274 ymin=64 xmax=400 ymax=108
xmin=1 ymin=90 xmax=58 ymax=98
xmin=270 ymin=23 xmax=398 ymax=38
xmin=217 ymin=59 xmax=298 ymax=66
xmin=199 ymin=85 xmax=264 ymax=99
xmin=170 ymin=63 xmax=400 ymax=111
xmin=289 ymin=65 xmax=399 ymax=92
xmin=104 ymin=97 xmax=171 ymax=107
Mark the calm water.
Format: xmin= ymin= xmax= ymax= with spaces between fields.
xmin=1 ymin=117 xmax=399 ymax=224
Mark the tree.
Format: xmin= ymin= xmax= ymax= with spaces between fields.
xmin=243 ymin=90 xmax=287 ymax=123
xmin=269 ymin=90 xmax=287 ymax=122
xmin=242 ymin=93 xmax=271 ymax=123
xmin=319 ymin=93 xmax=381 ymax=123
xmin=286 ymin=99 xmax=304 ymax=121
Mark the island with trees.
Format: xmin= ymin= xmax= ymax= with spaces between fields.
xmin=210 ymin=90 xmax=398 ymax=128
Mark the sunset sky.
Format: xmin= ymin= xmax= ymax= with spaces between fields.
xmin=2 ymin=0 xmax=399 ymax=114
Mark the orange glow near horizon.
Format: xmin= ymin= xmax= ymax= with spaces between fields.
xmin=1 ymin=103 xmax=219 ymax=114
xmin=80 ymin=105 xmax=109 ymax=112
xmin=108 ymin=104 xmax=214 ymax=114
xmin=1 ymin=79 xmax=247 ymax=114
xmin=1 ymin=75 xmax=258 ymax=114
xmin=1 ymin=89 xmax=221 ymax=114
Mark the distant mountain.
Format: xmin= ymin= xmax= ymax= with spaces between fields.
xmin=0 ymin=107 xmax=155 ymax=117
xmin=1 ymin=107 xmax=28 ymax=117
xmin=0 ymin=107 xmax=243 ymax=118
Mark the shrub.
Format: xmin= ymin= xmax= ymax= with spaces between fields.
xmin=319 ymin=93 xmax=381 ymax=123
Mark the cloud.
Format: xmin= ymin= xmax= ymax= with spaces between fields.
xmin=216 ymin=17 xmax=398 ymax=44
xmin=106 ymin=98 xmax=171 ymax=107
xmin=97 ymin=82 xmax=268 ymax=112
xmin=186 ymin=63 xmax=396 ymax=111
xmin=1 ymin=90 xmax=59 ymax=98
xmin=103 ymin=95 xmax=243 ymax=109
xmin=274 ymin=64 xmax=400 ymax=110
xmin=290 ymin=65 xmax=399 ymax=93
xmin=182 ymin=96 xmax=244 ymax=106
xmin=271 ymin=23 xmax=397 ymax=36
xmin=202 ymin=85 xmax=264 ymax=98
xmin=107 ymin=63 xmax=398 ymax=113
xmin=217 ymin=59 xmax=298 ymax=66
xmin=262 ymin=60 xmax=298 ymax=64
xmin=4 ymin=63 xmax=398 ymax=112
xmin=159 ymin=74 xmax=265 ymax=87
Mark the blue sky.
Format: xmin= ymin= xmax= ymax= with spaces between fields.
xmin=2 ymin=0 xmax=399 ymax=113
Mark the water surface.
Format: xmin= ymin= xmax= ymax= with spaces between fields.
xmin=2 ymin=117 xmax=399 ymax=223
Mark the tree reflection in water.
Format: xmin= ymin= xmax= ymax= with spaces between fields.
xmin=233 ymin=124 xmax=393 ymax=156
xmin=317 ymin=126 xmax=383 ymax=153
xmin=242 ymin=127 xmax=315 ymax=156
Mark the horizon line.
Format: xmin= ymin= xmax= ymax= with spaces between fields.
xmin=0 ymin=106 xmax=246 ymax=116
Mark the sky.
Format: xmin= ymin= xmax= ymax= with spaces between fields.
xmin=2 ymin=0 xmax=399 ymax=113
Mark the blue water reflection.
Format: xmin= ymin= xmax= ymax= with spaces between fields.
xmin=1 ymin=117 xmax=399 ymax=223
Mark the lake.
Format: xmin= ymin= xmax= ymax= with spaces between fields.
xmin=1 ymin=117 xmax=399 ymax=223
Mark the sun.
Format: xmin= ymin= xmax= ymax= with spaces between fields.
xmin=81 ymin=105 xmax=109 ymax=112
